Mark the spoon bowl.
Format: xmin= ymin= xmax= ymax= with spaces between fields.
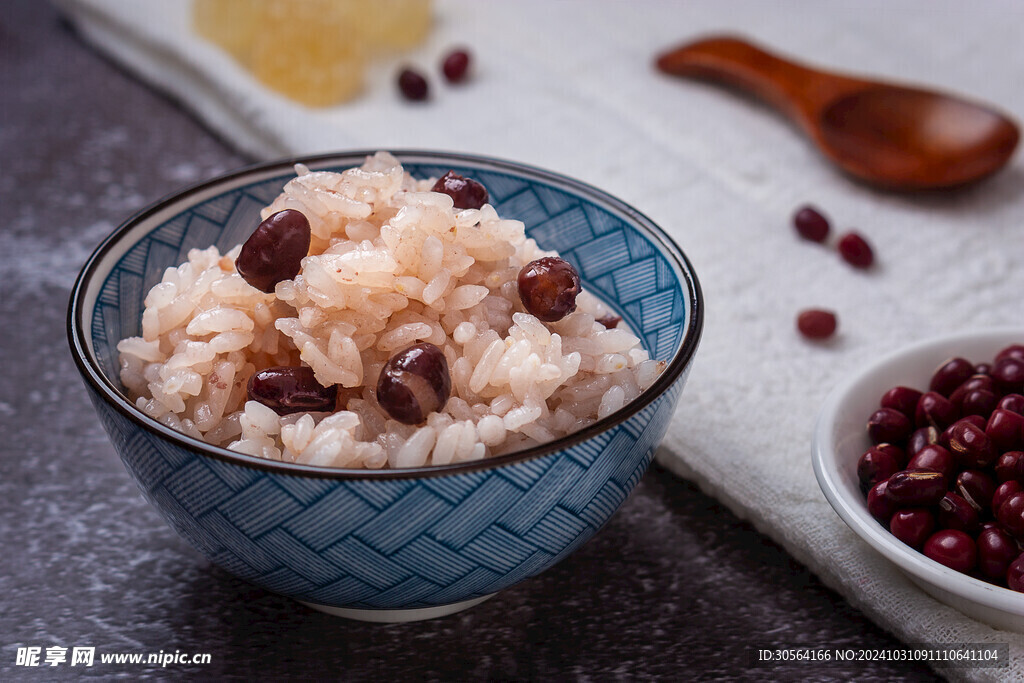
xmin=818 ymin=87 xmax=1020 ymax=189
xmin=657 ymin=35 xmax=1020 ymax=190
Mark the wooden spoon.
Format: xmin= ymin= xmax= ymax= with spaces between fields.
xmin=656 ymin=35 xmax=1020 ymax=190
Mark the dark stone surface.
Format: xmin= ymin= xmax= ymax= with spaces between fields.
xmin=0 ymin=2 xmax=939 ymax=679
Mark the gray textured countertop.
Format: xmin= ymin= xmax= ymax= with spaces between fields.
xmin=0 ymin=2 xmax=940 ymax=680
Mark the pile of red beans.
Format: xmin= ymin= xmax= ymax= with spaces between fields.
xmin=858 ymin=344 xmax=1024 ymax=592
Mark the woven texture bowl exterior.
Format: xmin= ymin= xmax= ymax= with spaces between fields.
xmin=71 ymin=151 xmax=702 ymax=612
xmin=85 ymin=379 xmax=682 ymax=609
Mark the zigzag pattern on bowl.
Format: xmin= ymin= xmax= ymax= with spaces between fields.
xmin=88 ymin=380 xmax=680 ymax=608
xmin=84 ymin=157 xmax=693 ymax=609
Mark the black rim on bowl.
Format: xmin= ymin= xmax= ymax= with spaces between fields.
xmin=68 ymin=150 xmax=704 ymax=479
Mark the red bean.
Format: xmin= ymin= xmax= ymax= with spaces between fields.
xmin=796 ymin=309 xmax=837 ymax=340
xmin=247 ymin=366 xmax=337 ymax=415
xmin=890 ymin=509 xmax=934 ymax=549
xmin=915 ymin=391 xmax=957 ymax=430
xmin=236 ymin=209 xmax=311 ymax=293
xmin=431 ymin=170 xmax=489 ymax=210
xmin=996 ymin=491 xmax=1024 ymax=537
xmin=837 ymin=231 xmax=874 ymax=268
xmin=930 ymin=357 xmax=975 ymax=397
xmin=857 ymin=446 xmax=902 ymax=490
xmin=960 ymin=389 xmax=998 ymax=419
xmin=398 ymin=67 xmax=429 ymax=101
xmin=1008 ymin=555 xmax=1024 ymax=592
xmin=874 ymin=443 xmax=908 ymax=468
xmin=995 ymin=451 xmax=1024 ymax=484
xmin=867 ymin=480 xmax=896 ymax=523
xmin=517 ymin=257 xmax=582 ymax=322
xmin=949 ymin=374 xmax=996 ymax=409
xmin=996 ymin=345 xmax=1024 ymax=364
xmin=907 ymin=444 xmax=955 ymax=482
xmin=376 ymin=343 xmax=451 ymax=425
xmin=946 ymin=419 xmax=998 ymax=469
xmin=441 ymin=48 xmax=471 ymax=83
xmin=792 ymin=205 xmax=830 ymax=242
xmin=885 ymin=469 xmax=947 ymax=508
xmin=867 ymin=408 xmax=912 ymax=445
xmin=906 ymin=426 xmax=938 ymax=458
xmin=881 ymin=386 xmax=923 ymax=420
xmin=939 ymin=415 xmax=985 ymax=448
xmin=993 ymin=481 xmax=1023 ymax=515
xmin=977 ymin=527 xmax=1019 ymax=579
xmin=993 ymin=357 xmax=1024 ymax=394
xmin=936 ymin=492 xmax=980 ymax=534
xmin=998 ymin=393 xmax=1024 ymax=416
xmin=954 ymin=469 xmax=995 ymax=515
xmin=987 ymin=409 xmax=1024 ymax=453
xmin=923 ymin=530 xmax=976 ymax=573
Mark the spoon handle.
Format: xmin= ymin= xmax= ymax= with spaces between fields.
xmin=656 ymin=35 xmax=867 ymax=129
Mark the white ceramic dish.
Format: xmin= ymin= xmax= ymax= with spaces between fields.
xmin=812 ymin=328 xmax=1024 ymax=633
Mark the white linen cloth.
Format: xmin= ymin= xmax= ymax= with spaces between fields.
xmin=54 ymin=0 xmax=1024 ymax=679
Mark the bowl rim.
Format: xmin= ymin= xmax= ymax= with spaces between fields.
xmin=812 ymin=327 xmax=1024 ymax=614
xmin=68 ymin=149 xmax=704 ymax=480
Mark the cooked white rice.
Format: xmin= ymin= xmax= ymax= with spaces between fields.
xmin=117 ymin=152 xmax=665 ymax=469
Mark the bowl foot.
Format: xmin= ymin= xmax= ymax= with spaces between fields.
xmin=298 ymin=593 xmax=496 ymax=623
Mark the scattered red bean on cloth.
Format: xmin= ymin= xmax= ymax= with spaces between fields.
xmin=797 ymin=309 xmax=837 ymax=340
xmin=441 ymin=48 xmax=471 ymax=83
xmin=398 ymin=48 xmax=474 ymax=100
xmin=837 ymin=230 xmax=874 ymax=269
xmin=789 ymin=205 xmax=877 ymax=344
xmin=793 ymin=205 xmax=830 ymax=243
xmin=397 ymin=67 xmax=429 ymax=101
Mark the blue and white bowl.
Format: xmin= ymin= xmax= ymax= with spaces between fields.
xmin=68 ymin=151 xmax=703 ymax=622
